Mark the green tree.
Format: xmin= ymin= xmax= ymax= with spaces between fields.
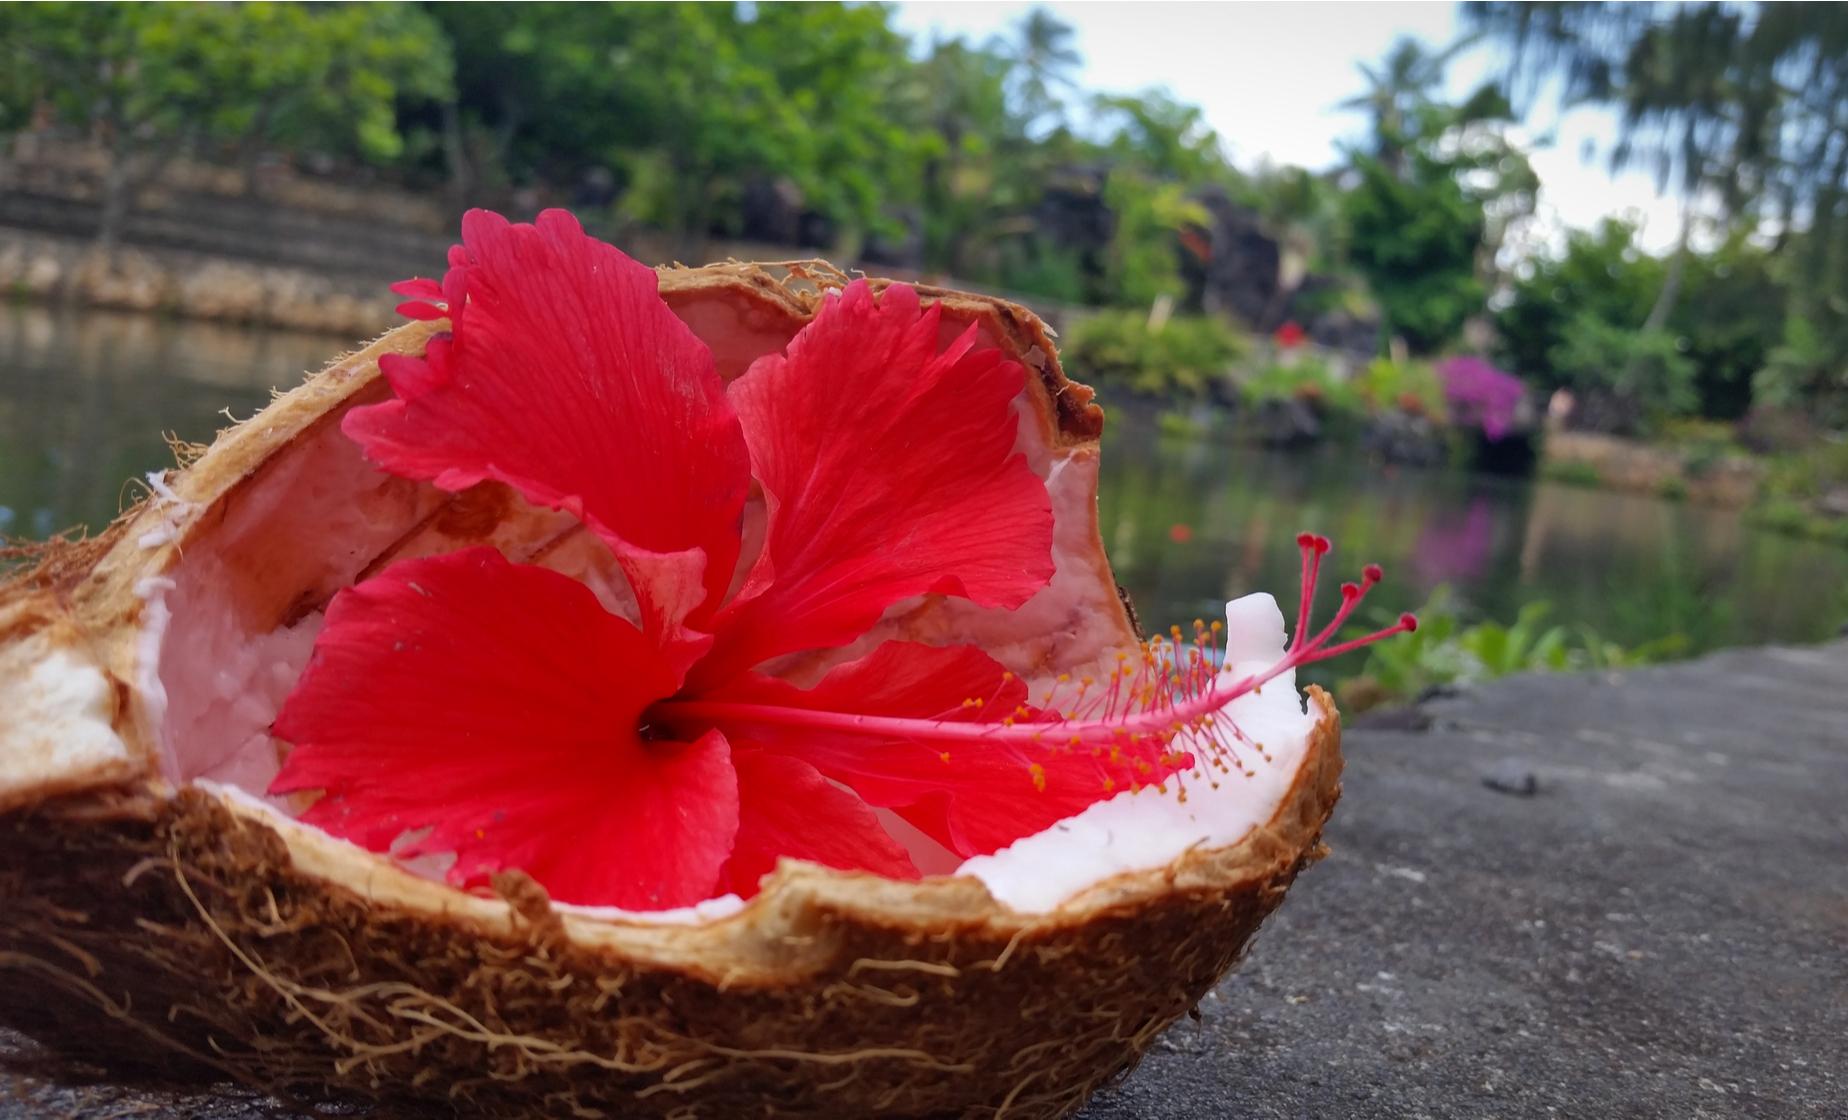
xmin=1339 ymin=36 xmax=1477 ymax=176
xmin=1498 ymin=219 xmax=1783 ymax=423
xmin=892 ymin=35 xmax=1020 ymax=276
xmin=1335 ymin=37 xmax=1531 ymax=354
xmin=611 ymin=4 xmax=923 ymax=255
xmin=1341 ymin=150 xmax=1487 ymax=353
xmin=0 ymin=2 xmax=449 ymax=250
xmin=1496 ymin=219 xmax=1663 ymax=388
xmin=425 ymin=4 xmax=638 ymax=203
xmin=1085 ymin=89 xmax=1237 ymax=307
xmin=1672 ymin=233 xmax=1786 ymax=419
xmin=1548 ymin=312 xmax=1698 ymax=434
xmin=1094 ymin=90 xmax=1230 ymax=188
xmin=1468 ymin=1 xmax=1848 ymax=422
xmin=1004 ymin=8 xmax=1082 ymax=134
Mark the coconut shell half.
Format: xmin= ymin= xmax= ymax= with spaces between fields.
xmin=0 ymin=263 xmax=1342 ymax=1119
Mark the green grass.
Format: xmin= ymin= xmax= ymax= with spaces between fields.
xmin=1540 ymin=459 xmax=1605 ymax=488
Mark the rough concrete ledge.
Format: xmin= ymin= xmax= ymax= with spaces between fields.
xmin=4 ymin=641 xmax=1844 ymax=1118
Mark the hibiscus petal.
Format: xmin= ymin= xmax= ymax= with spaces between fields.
xmin=344 ymin=210 xmax=751 ymax=674
xmin=700 ymin=643 xmax=1160 ymax=859
xmin=694 ymin=281 xmax=1054 ymax=687
xmin=721 ymin=749 xmax=917 ymax=898
xmin=270 ymin=547 xmax=739 ymax=910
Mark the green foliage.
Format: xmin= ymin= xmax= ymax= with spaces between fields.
xmin=1094 ymin=90 xmax=1231 ymax=189
xmin=1064 ymin=311 xmax=1246 ymax=399
xmin=1237 ymin=359 xmax=1361 ymax=415
xmin=0 ymin=0 xmax=1837 ymax=429
xmin=1547 ymin=313 xmax=1699 ymax=434
xmin=1747 ymin=496 xmax=1848 ymax=546
xmin=1236 ymin=358 xmax=1451 ymax=422
xmin=1340 ymin=152 xmax=1486 ymax=354
xmin=1755 ymin=312 xmax=1848 ymax=431
xmin=1540 ymin=460 xmax=1605 ymax=488
xmin=996 ymin=242 xmax=1089 ymax=306
xmin=1672 ymin=234 xmax=1785 ymax=419
xmin=602 ymin=3 xmax=926 ymax=242
xmin=1496 ymin=220 xmax=1660 ymax=389
xmin=0 ymin=3 xmax=450 ymax=167
xmin=1761 ymin=439 xmax=1848 ymax=503
xmin=1497 ymin=220 xmax=1794 ymax=425
xmin=1472 ymin=1 xmax=1848 ymax=428
xmin=1100 ymin=171 xmax=1207 ymax=307
xmin=1338 ymin=589 xmax=1688 ymax=710
xmin=1356 ymin=358 xmax=1447 ymax=420
xmin=1754 ymin=438 xmax=1848 ymax=544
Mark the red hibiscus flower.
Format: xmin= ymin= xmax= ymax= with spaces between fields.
xmin=271 ymin=210 xmax=1411 ymax=912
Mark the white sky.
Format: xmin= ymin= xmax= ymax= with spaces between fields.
xmin=890 ymin=1 xmax=1688 ymax=255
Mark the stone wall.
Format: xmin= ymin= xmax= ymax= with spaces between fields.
xmin=1 ymin=141 xmax=1091 ymax=336
xmin=0 ymin=230 xmax=399 ymax=337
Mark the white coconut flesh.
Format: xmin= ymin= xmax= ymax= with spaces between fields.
xmin=110 ymin=295 xmax=1323 ymax=922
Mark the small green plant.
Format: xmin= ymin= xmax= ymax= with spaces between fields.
xmin=1746 ymin=498 xmax=1848 ymax=545
xmin=1238 ymin=358 xmax=1365 ymax=415
xmin=1760 ymin=439 xmax=1848 ymax=503
xmin=1156 ymin=408 xmax=1210 ymax=439
xmin=1541 ymin=459 xmax=1604 ymax=488
xmin=1749 ymin=439 xmax=1848 ymax=546
xmin=1335 ymin=589 xmax=1688 ymax=712
xmin=1547 ymin=312 xmax=1700 ymax=435
xmin=1356 ymin=357 xmax=1448 ymax=421
xmin=1064 ymin=310 xmax=1247 ymax=399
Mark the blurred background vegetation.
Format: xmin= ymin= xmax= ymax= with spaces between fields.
xmin=2 ymin=1 xmax=1846 ymax=705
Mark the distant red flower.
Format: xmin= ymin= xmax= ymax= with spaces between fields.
xmin=1274 ymin=320 xmax=1307 ymax=350
xmin=1169 ymin=523 xmax=1195 ymax=543
xmin=271 ymin=210 xmax=1412 ymax=911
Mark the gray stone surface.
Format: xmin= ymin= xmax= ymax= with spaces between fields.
xmin=5 ymin=642 xmax=1845 ymax=1119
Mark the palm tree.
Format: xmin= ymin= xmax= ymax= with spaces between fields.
xmin=1006 ymin=8 xmax=1081 ymax=133
xmin=1339 ymin=35 xmax=1478 ymax=176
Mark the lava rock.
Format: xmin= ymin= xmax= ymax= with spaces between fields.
xmin=1481 ymin=759 xmax=1540 ymax=797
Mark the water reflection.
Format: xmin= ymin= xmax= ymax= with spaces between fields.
xmin=3 ymin=304 xmax=1843 ymax=663
xmin=0 ymin=304 xmax=359 ymax=537
xmin=1096 ymin=414 xmax=1847 ymax=660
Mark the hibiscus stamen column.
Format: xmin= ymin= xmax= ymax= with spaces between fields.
xmin=651 ymin=535 xmax=1417 ymax=785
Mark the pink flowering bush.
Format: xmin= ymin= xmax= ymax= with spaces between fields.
xmin=1438 ymin=356 xmax=1526 ymax=441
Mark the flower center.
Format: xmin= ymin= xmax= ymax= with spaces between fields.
xmin=650 ymin=534 xmax=1415 ymax=788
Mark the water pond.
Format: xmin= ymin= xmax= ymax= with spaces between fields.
xmin=4 ymin=304 xmax=1843 ymax=672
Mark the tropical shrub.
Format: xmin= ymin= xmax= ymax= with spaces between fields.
xmin=1336 ymin=589 xmax=1688 ymax=711
xmin=1358 ymin=358 xmax=1448 ymax=421
xmin=1548 ymin=313 xmax=1698 ymax=435
xmin=1237 ymin=358 xmax=1364 ymax=415
xmin=1437 ymin=356 xmax=1524 ymax=440
xmin=1063 ymin=310 xmax=1247 ymax=399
